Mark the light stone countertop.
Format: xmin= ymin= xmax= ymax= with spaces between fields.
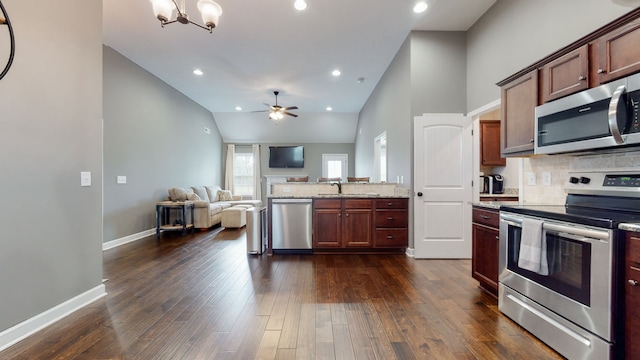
xmin=620 ymin=223 xmax=640 ymax=232
xmin=472 ymin=201 xmax=520 ymax=210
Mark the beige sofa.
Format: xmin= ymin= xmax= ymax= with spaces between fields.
xmin=167 ymin=185 xmax=261 ymax=229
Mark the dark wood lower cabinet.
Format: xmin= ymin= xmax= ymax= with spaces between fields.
xmin=625 ymin=232 xmax=640 ymax=359
xmin=472 ymin=206 xmax=500 ymax=296
xmin=313 ymin=197 xmax=408 ymax=252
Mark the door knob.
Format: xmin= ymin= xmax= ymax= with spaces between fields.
xmin=417 ymin=192 xmax=423 ymax=197
xmin=629 ymin=279 xmax=639 ymax=286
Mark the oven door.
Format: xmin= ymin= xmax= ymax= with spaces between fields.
xmin=499 ymin=212 xmax=614 ymax=341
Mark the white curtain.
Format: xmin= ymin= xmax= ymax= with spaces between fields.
xmin=224 ymin=144 xmax=235 ymax=194
xmin=252 ymin=144 xmax=261 ymax=201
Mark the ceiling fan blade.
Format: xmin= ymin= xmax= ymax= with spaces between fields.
xmin=250 ymin=110 xmax=269 ymax=113
xmin=283 ymin=112 xmax=298 ymax=117
xmin=284 ymin=106 xmax=298 ymax=110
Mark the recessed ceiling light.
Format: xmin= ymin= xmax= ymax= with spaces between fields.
xmin=235 ymin=106 xmax=242 ymax=111
xmin=332 ymin=69 xmax=341 ymax=77
xmin=193 ymin=69 xmax=203 ymax=76
xmin=413 ymin=1 xmax=428 ymax=13
xmin=326 ymin=106 xmax=333 ymax=111
xmin=294 ymin=0 xmax=307 ymax=11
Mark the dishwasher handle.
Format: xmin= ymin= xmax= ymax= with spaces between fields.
xmin=271 ymin=198 xmax=312 ymax=204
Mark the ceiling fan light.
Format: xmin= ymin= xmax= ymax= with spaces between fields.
xmin=150 ymin=0 xmax=175 ymax=22
xmin=197 ymin=0 xmax=222 ymax=28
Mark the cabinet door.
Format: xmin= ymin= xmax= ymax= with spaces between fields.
xmin=596 ymin=19 xmax=640 ymax=84
xmin=480 ymin=120 xmax=505 ymax=166
xmin=501 ymin=70 xmax=538 ymax=156
xmin=541 ymin=45 xmax=589 ymax=102
xmin=472 ymin=223 xmax=499 ymax=295
xmin=626 ymin=234 xmax=640 ymax=359
xmin=343 ymin=209 xmax=372 ymax=247
xmin=313 ymin=209 xmax=342 ymax=247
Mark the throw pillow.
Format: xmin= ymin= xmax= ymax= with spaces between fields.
xmin=186 ymin=193 xmax=201 ymax=201
xmin=191 ymin=186 xmax=210 ymax=202
xmin=217 ymin=189 xmax=233 ymax=201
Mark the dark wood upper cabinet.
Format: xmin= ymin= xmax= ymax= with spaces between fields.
xmin=480 ymin=120 xmax=506 ymax=166
xmin=596 ymin=18 xmax=640 ymax=84
xmin=541 ymin=45 xmax=589 ymax=102
xmin=500 ymin=70 xmax=538 ymax=156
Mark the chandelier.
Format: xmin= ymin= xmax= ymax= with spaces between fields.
xmin=150 ymin=0 xmax=222 ymax=33
xmin=0 ymin=0 xmax=15 ymax=80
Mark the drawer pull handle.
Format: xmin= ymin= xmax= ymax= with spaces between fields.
xmin=387 ymin=202 xmax=393 ymax=206
xmin=480 ymin=215 xmax=491 ymax=220
xmin=631 ymin=266 xmax=640 ymax=272
xmin=578 ymin=75 xmax=586 ymax=81
xmin=386 ymin=235 xmax=394 ymax=239
xmin=629 ymin=279 xmax=639 ymax=286
xmin=386 ymin=217 xmax=394 ymax=220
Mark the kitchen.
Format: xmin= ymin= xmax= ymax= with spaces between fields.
xmin=468 ymin=5 xmax=640 ymax=359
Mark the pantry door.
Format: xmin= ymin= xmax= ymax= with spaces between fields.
xmin=413 ymin=114 xmax=472 ymax=259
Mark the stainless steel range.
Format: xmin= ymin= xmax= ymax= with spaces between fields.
xmin=499 ymin=171 xmax=640 ymax=360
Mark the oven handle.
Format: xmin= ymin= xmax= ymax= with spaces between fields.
xmin=500 ymin=214 xmax=610 ymax=241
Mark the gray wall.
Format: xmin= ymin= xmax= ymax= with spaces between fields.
xmin=355 ymin=31 xmax=468 ymax=248
xmin=103 ymin=47 xmax=223 ymax=242
xmin=466 ymin=0 xmax=630 ymax=111
xmin=0 ymin=1 xmax=103 ymax=332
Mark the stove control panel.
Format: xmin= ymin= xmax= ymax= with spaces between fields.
xmin=566 ymin=171 xmax=640 ymax=197
xmin=603 ymin=174 xmax=640 ymax=187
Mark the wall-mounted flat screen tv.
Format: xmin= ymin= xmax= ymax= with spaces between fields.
xmin=269 ymin=146 xmax=304 ymax=168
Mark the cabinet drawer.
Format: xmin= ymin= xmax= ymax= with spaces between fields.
xmin=627 ymin=235 xmax=640 ymax=264
xmin=374 ymin=229 xmax=408 ymax=247
xmin=375 ymin=210 xmax=408 ymax=228
xmin=314 ymin=199 xmax=341 ymax=209
xmin=472 ymin=208 xmax=499 ymax=228
xmin=375 ymin=199 xmax=408 ymax=209
xmin=344 ymin=199 xmax=372 ymax=209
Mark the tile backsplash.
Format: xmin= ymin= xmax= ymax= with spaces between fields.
xmin=523 ymin=149 xmax=640 ymax=205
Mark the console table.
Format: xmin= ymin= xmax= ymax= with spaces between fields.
xmin=156 ymin=201 xmax=194 ymax=238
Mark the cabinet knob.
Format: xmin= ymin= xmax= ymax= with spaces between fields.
xmin=530 ymin=139 xmax=534 ymax=143
xmin=578 ymin=75 xmax=586 ymax=81
xmin=346 ymin=213 xmax=349 ymax=217
xmin=629 ymin=279 xmax=639 ymax=286
xmin=597 ymin=68 xmax=605 ymax=74
xmin=386 ymin=217 xmax=394 ymax=220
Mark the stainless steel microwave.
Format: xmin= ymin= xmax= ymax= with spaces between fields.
xmin=534 ymin=72 xmax=640 ymax=155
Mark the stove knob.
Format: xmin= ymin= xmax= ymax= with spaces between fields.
xmin=569 ymin=176 xmax=580 ymax=184
xmin=579 ymin=177 xmax=591 ymax=184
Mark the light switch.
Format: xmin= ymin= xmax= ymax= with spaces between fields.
xmin=81 ymin=171 xmax=91 ymax=187
xmin=542 ymin=172 xmax=552 ymax=186
xmin=117 ymin=176 xmax=127 ymax=184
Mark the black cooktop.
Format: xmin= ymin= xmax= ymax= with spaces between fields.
xmin=500 ymin=194 xmax=640 ymax=229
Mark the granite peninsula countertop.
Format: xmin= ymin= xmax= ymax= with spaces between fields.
xmin=472 ymin=201 xmax=520 ymax=210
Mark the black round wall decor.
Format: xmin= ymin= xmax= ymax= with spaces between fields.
xmin=0 ymin=0 xmax=15 ymax=80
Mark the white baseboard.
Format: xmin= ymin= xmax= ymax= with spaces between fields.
xmin=103 ymin=228 xmax=155 ymax=251
xmin=0 ymin=284 xmax=106 ymax=352
xmin=405 ymin=248 xmax=415 ymax=257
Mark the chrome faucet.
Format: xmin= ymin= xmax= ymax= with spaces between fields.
xmin=330 ymin=181 xmax=342 ymax=194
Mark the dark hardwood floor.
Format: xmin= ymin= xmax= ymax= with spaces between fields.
xmin=1 ymin=228 xmax=562 ymax=359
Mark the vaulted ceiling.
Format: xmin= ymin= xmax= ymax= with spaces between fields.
xmin=103 ymin=0 xmax=495 ymax=143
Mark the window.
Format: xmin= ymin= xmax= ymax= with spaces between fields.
xmin=322 ymin=154 xmax=348 ymax=180
xmin=233 ymin=150 xmax=254 ymax=196
xmin=374 ymin=132 xmax=387 ymax=182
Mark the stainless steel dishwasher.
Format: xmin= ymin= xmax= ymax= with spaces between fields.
xmin=270 ymin=198 xmax=313 ymax=254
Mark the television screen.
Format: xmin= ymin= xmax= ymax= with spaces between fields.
xmin=269 ymin=146 xmax=304 ymax=168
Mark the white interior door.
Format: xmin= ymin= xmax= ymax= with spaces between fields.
xmin=413 ymin=114 xmax=472 ymax=259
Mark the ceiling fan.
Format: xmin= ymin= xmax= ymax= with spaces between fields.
xmin=253 ymin=91 xmax=298 ymax=120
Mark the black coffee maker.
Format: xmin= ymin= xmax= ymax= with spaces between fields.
xmin=489 ymin=174 xmax=504 ymax=194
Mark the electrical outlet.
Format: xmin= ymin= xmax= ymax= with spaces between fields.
xmin=542 ymin=172 xmax=552 ymax=186
xmin=117 ymin=176 xmax=127 ymax=184
xmin=527 ymin=172 xmax=536 ymax=186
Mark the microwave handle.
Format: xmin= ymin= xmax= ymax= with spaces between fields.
xmin=608 ymin=84 xmax=627 ymax=145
